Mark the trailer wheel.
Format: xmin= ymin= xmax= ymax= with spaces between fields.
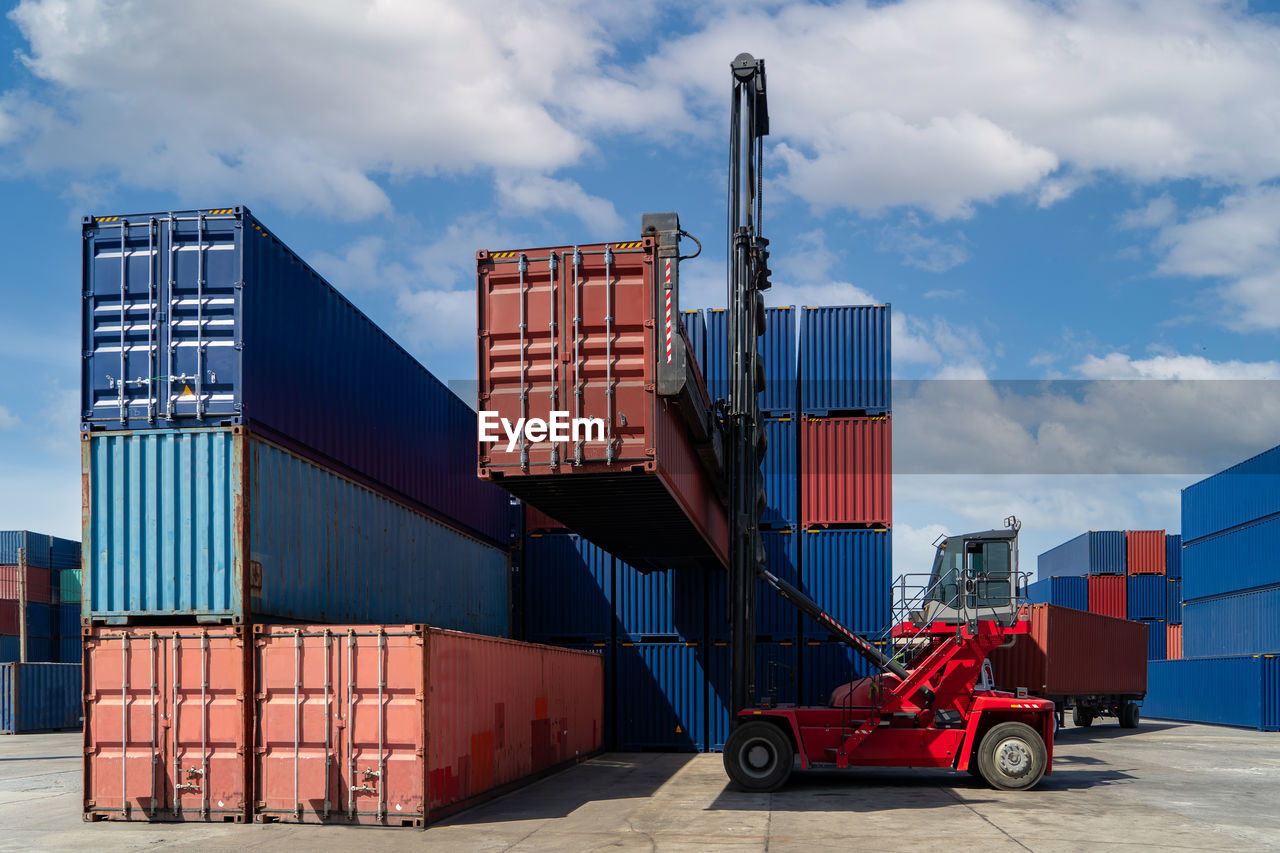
xmin=976 ymin=722 xmax=1048 ymax=791
xmin=724 ymin=721 xmax=794 ymax=792
xmin=1071 ymin=708 xmax=1093 ymax=728
xmin=1119 ymin=702 xmax=1140 ymax=729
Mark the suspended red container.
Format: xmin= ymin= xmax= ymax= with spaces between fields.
xmin=800 ymin=416 xmax=892 ymax=528
xmin=524 ymin=504 xmax=567 ymax=534
xmin=1125 ymin=530 xmax=1166 ymax=575
xmin=1088 ymin=575 xmax=1127 ymax=620
xmin=1166 ymin=623 xmax=1183 ymax=660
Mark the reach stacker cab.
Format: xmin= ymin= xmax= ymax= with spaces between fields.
xmin=724 ymin=518 xmax=1056 ymax=792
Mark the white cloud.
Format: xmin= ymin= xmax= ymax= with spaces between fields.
xmin=0 ymin=406 xmax=18 ymax=429
xmin=876 ymin=216 xmax=969 ymax=272
xmin=1076 ymin=352 xmax=1280 ymax=380
xmin=494 ymin=174 xmax=624 ymax=235
xmin=1120 ymin=194 xmax=1177 ymax=230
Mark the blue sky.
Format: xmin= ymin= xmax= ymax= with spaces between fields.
xmin=4 ymin=0 xmax=1280 ymax=572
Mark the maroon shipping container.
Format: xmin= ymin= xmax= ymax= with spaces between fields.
xmin=801 ymin=416 xmax=892 ymax=529
xmin=989 ymin=604 xmax=1148 ymax=697
xmin=83 ymin=626 xmax=251 ymax=822
xmin=1166 ymin=623 xmax=1183 ymax=660
xmin=1088 ymin=575 xmax=1127 ymax=619
xmin=477 ymin=229 xmax=728 ymax=571
xmin=0 ymin=565 xmax=52 ymax=603
xmin=0 ymin=601 xmax=15 ymax=635
xmin=1126 ymin=530 xmax=1166 ymax=575
xmin=253 ymin=625 xmax=602 ymax=826
xmin=525 ymin=504 xmax=567 ymax=534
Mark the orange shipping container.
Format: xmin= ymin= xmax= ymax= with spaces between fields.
xmin=1126 ymin=530 xmax=1166 ymax=575
xmin=253 ymin=625 xmax=602 ymax=827
xmin=1167 ymin=623 xmax=1183 ymax=660
xmin=801 ymin=416 xmax=892 ymax=528
xmin=1089 ymin=575 xmax=1127 ymax=620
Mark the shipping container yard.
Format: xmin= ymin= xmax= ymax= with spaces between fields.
xmin=3 ymin=17 xmax=1280 ymax=851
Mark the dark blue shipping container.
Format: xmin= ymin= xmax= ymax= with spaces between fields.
xmin=1026 ymin=576 xmax=1087 ymax=610
xmin=1143 ymin=619 xmax=1167 ymax=660
xmin=708 ymin=531 xmax=799 ymax=639
xmin=682 ymin=310 xmax=705 ymax=380
xmin=706 ymin=641 xmax=799 ymax=751
xmin=1 ymin=662 xmax=82 ymax=733
xmin=1183 ymin=584 xmax=1280 ymax=658
xmin=50 ymin=536 xmax=79 ymax=572
xmin=58 ymin=603 xmax=79 ymax=637
xmin=1166 ymin=534 xmax=1182 ymax=579
xmin=81 ymin=208 xmax=511 ymax=547
xmin=1037 ymin=531 xmax=1126 ymax=577
xmin=614 ymin=560 xmax=705 ymax=640
xmin=522 ymin=534 xmax=614 ymax=641
xmin=614 ymin=642 xmax=705 ymax=751
xmin=1167 ymin=579 xmax=1183 ymax=625
xmin=800 ymin=530 xmax=891 ymax=638
xmin=1127 ymin=575 xmax=1167 ymax=621
xmin=0 ymin=531 xmax=52 ymax=568
xmin=761 ymin=417 xmax=798 ymax=529
xmin=703 ymin=306 xmax=796 ymax=415
xmin=1144 ymin=655 xmax=1280 ymax=731
xmin=59 ymin=636 xmax=81 ymax=665
xmin=800 ymin=641 xmax=877 ymax=706
xmin=1182 ymin=514 xmax=1280 ymax=600
xmin=24 ymin=603 xmax=52 ymax=639
xmin=798 ymin=305 xmax=891 ymax=416
xmin=1181 ymin=443 xmax=1280 ymax=544
xmin=0 ymin=637 xmax=53 ymax=663
xmin=704 ymin=309 xmax=728 ymax=405
xmin=0 ymin=637 xmax=15 ymax=663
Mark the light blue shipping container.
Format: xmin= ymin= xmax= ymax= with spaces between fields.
xmin=614 ymin=642 xmax=706 ymax=751
xmin=1026 ymin=576 xmax=1087 ymax=610
xmin=1182 ymin=514 xmax=1280 ymax=600
xmin=761 ymin=417 xmax=798 ymax=529
xmin=1144 ymin=655 xmax=1280 ymax=731
xmin=1 ymin=662 xmax=81 ymax=733
xmin=800 ymin=529 xmax=891 ymax=638
xmin=522 ymin=533 xmax=614 ymax=641
xmin=0 ymin=531 xmax=52 ymax=568
xmin=1183 ymin=584 xmax=1280 ymax=658
xmin=1167 ymin=579 xmax=1182 ymax=625
xmin=1182 ymin=443 xmax=1280 ymax=544
xmin=1127 ymin=575 xmax=1167 ymax=621
xmin=798 ymin=305 xmax=891 ymax=416
xmin=85 ymin=427 xmax=510 ymax=635
xmin=1037 ymin=531 xmax=1126 ymax=577
xmin=706 ymin=641 xmax=798 ymax=751
xmin=1166 ymin=533 xmax=1182 ymax=579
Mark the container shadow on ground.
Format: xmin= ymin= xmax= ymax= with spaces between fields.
xmin=1053 ymin=721 xmax=1183 ymax=743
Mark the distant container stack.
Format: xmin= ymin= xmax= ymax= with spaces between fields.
xmin=0 ymin=531 xmax=80 ymax=664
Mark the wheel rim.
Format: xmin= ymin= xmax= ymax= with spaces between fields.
xmin=994 ymin=737 xmax=1034 ymax=778
xmin=738 ymin=737 xmax=778 ymax=780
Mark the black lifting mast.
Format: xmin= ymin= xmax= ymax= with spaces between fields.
xmin=726 ymin=53 xmax=771 ymax=716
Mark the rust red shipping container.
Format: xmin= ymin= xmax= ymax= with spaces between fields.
xmin=83 ymin=626 xmax=602 ymax=826
xmin=988 ymin=604 xmax=1148 ymax=696
xmin=1167 ymin=623 xmax=1183 ymax=660
xmin=1125 ymin=530 xmax=1166 ymax=575
xmin=0 ymin=565 xmax=53 ymax=603
xmin=1088 ymin=575 xmax=1127 ymax=620
xmin=801 ymin=416 xmax=892 ymax=529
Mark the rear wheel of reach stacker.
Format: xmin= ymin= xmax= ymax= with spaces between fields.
xmin=976 ymin=722 xmax=1048 ymax=791
xmin=724 ymin=721 xmax=795 ymax=792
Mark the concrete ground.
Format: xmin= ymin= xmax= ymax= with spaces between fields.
xmin=1 ymin=721 xmax=1277 ymax=851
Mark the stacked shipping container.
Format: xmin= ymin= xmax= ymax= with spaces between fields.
xmin=0 ymin=531 xmax=80 ymax=665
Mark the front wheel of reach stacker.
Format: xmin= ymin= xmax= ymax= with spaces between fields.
xmin=724 ymin=721 xmax=794 ymax=792
xmin=976 ymin=722 xmax=1048 ymax=791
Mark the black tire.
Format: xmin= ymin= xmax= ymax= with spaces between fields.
xmin=1072 ymin=708 xmax=1094 ymax=728
xmin=976 ymin=721 xmax=1048 ymax=791
xmin=723 ymin=721 xmax=795 ymax=792
xmin=1119 ymin=702 xmax=1140 ymax=729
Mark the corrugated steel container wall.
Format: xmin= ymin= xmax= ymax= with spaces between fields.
xmin=1167 ymin=623 xmax=1183 ymax=660
xmin=800 ymin=416 xmax=892 ymax=528
xmin=761 ymin=417 xmax=798 ymax=529
xmin=708 ymin=531 xmax=800 ymax=639
xmin=1127 ymin=575 xmax=1167 ymax=621
xmin=0 ymin=636 xmax=15 ymax=662
xmin=702 ymin=307 xmax=794 ymax=414
xmin=82 ymin=210 xmax=512 ymax=548
xmin=799 ymin=641 xmax=877 ymax=706
xmin=682 ymin=310 xmax=705 ymax=375
xmin=83 ymin=626 xmax=250 ymax=821
xmin=24 ymin=603 xmax=53 ymax=638
xmin=60 ymin=636 xmax=82 ymax=664
xmin=59 ymin=603 xmax=79 ymax=637
xmin=1144 ymin=655 xmax=1280 ymax=731
xmin=987 ymin=605 xmax=1147 ymax=696
xmin=522 ymin=534 xmax=614 ymax=641
xmin=1088 ymin=575 xmax=1127 ymax=619
xmin=0 ymin=531 xmax=52 ymax=568
xmin=1 ymin=662 xmax=81 ymax=734
xmin=1183 ymin=584 xmax=1280 ymax=657
xmin=1038 ymin=531 xmax=1126 ymax=578
xmin=1126 ymin=530 xmax=1166 ymax=574
xmin=704 ymin=309 xmax=728 ymax=405
xmin=254 ymin=626 xmax=602 ymax=826
xmin=614 ymin=557 xmax=705 ymax=640
xmin=800 ymin=530 xmax=891 ymax=638
xmin=614 ymin=642 xmax=705 ymax=751
xmin=1166 ymin=534 xmax=1182 ymax=579
xmin=50 ymin=537 xmax=80 ymax=572
xmin=1167 ymin=579 xmax=1183 ymax=625
xmin=798 ymin=305 xmax=891 ymax=415
xmin=85 ymin=428 xmax=510 ymax=634
xmin=0 ymin=565 xmax=52 ymax=603
xmin=1181 ymin=444 xmax=1280 ymax=543
xmin=1026 ymin=576 xmax=1087 ymax=610
xmin=0 ymin=603 xmax=14 ymax=636
xmin=706 ymin=641 xmax=799 ymax=751
xmin=1144 ymin=620 xmax=1167 ymax=660
xmin=1182 ymin=515 xmax=1280 ymax=600
xmin=60 ymin=569 xmax=82 ymax=605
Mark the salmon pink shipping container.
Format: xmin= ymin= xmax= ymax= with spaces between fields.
xmin=1166 ymin=623 xmax=1183 ymax=660
xmin=988 ymin=604 xmax=1148 ymax=697
xmin=253 ymin=625 xmax=603 ymax=827
xmin=1125 ymin=530 xmax=1166 ymax=574
xmin=801 ymin=416 xmax=892 ymax=528
xmin=1088 ymin=575 xmax=1127 ymax=620
xmin=476 ymin=218 xmax=728 ymax=571
xmin=83 ymin=626 xmax=251 ymax=822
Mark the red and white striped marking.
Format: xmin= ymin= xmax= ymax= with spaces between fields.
xmin=664 ymin=259 xmax=673 ymax=363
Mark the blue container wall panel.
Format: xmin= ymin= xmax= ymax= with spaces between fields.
xmin=1027 ymin=576 xmax=1087 ymax=610
xmin=761 ymin=417 xmax=798 ymax=529
xmin=0 ymin=531 xmax=52 ymax=568
xmin=1127 ymin=575 xmax=1167 ymax=621
xmin=704 ymin=309 xmax=727 ymax=405
xmin=81 ymin=209 xmax=512 ymax=548
xmin=0 ymin=637 xmax=15 ymax=663
xmin=50 ymin=537 xmax=80 ymax=572
xmin=799 ymin=305 xmax=891 ymax=416
xmin=1167 ymin=579 xmax=1183 ymax=625
xmin=59 ymin=603 xmax=80 ymax=637
xmin=522 ymin=534 xmax=614 ymax=640
xmin=1038 ymin=531 xmax=1125 ymax=578
xmin=708 ymin=532 xmax=800 ymax=640
xmin=1181 ymin=444 xmax=1280 ymax=543
xmin=1166 ymin=534 xmax=1182 ymax=579
xmin=1144 ymin=656 xmax=1280 ymax=731
xmin=0 ymin=637 xmax=53 ymax=663
xmin=59 ymin=637 xmax=82 ymax=664
xmin=682 ymin=310 xmax=705 ymax=380
xmin=23 ymin=604 xmax=53 ymax=639
xmin=1183 ymin=585 xmax=1280 ymax=658
xmin=0 ymin=662 xmax=81 ymax=733
xmin=706 ymin=642 xmax=799 ymax=751
xmin=615 ymin=560 xmax=705 ymax=640
xmin=1144 ymin=620 xmax=1167 ymax=660
xmin=1182 ymin=514 xmax=1280 ymax=600
xmin=703 ymin=307 xmax=796 ymax=414
xmin=801 ymin=641 xmax=878 ymax=706
xmin=614 ymin=642 xmax=706 ymax=751
xmin=800 ymin=530 xmax=891 ymax=638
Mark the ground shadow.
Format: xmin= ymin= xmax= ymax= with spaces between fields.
xmin=1054 ymin=721 xmax=1182 ymax=743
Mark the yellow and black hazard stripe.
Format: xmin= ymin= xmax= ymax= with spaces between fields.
xmin=206 ymin=208 xmax=235 ymax=215
xmin=489 ymin=251 xmax=522 ymax=259
xmin=93 ymin=216 xmax=120 ymax=223
xmin=612 ymin=241 xmax=643 ymax=249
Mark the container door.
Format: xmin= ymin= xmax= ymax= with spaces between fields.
xmin=169 ymin=630 xmax=248 ymax=821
